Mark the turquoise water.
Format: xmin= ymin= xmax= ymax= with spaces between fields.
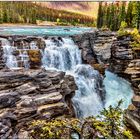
xmin=0 ymin=26 xmax=95 ymax=36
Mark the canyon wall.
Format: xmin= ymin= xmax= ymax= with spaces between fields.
xmin=0 ymin=30 xmax=139 ymax=136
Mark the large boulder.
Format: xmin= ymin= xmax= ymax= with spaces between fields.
xmin=0 ymin=69 xmax=77 ymax=138
xmin=28 ymin=50 xmax=41 ymax=69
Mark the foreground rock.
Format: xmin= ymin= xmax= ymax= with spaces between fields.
xmin=0 ymin=69 xmax=77 ymax=138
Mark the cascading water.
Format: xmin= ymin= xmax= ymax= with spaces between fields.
xmin=42 ymin=37 xmax=81 ymax=71
xmin=42 ymin=37 xmax=133 ymax=118
xmin=42 ymin=37 xmax=104 ymax=118
xmin=1 ymin=38 xmax=39 ymax=69
xmin=1 ymin=36 xmax=133 ymax=118
xmin=0 ymin=38 xmax=18 ymax=69
xmin=103 ymin=71 xmax=133 ymax=109
xmin=72 ymin=64 xmax=104 ymax=117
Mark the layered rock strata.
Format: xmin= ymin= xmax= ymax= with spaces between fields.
xmin=0 ymin=69 xmax=77 ymax=138
xmin=109 ymin=34 xmax=140 ymax=133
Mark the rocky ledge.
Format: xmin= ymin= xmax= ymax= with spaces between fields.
xmin=108 ymin=34 xmax=140 ymax=133
xmin=0 ymin=69 xmax=77 ymax=138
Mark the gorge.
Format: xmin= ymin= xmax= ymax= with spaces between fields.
xmin=0 ymin=26 xmax=139 ymax=138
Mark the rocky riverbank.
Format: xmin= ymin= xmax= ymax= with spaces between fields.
xmin=0 ymin=69 xmax=77 ymax=138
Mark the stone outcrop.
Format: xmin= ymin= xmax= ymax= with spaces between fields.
xmin=72 ymin=32 xmax=98 ymax=64
xmin=93 ymin=30 xmax=116 ymax=64
xmin=109 ymin=35 xmax=134 ymax=74
xmin=0 ymin=69 xmax=77 ymax=138
xmin=109 ymin=34 xmax=140 ymax=133
xmin=72 ymin=31 xmax=116 ymax=65
xmin=72 ymin=30 xmax=116 ymax=74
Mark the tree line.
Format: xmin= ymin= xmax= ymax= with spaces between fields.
xmin=0 ymin=2 xmax=94 ymax=26
xmin=97 ymin=2 xmax=140 ymax=31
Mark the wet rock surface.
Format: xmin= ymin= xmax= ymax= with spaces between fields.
xmin=0 ymin=69 xmax=77 ymax=138
xmin=72 ymin=32 xmax=98 ymax=64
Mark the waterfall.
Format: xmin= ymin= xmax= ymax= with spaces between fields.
xmin=1 ymin=36 xmax=133 ymax=118
xmin=42 ymin=37 xmax=133 ymax=118
xmin=1 ymin=38 xmax=40 ymax=69
xmin=0 ymin=38 xmax=18 ymax=69
xmin=42 ymin=37 xmax=104 ymax=118
xmin=104 ymin=71 xmax=133 ymax=109
xmin=42 ymin=37 xmax=82 ymax=71
xmin=72 ymin=64 xmax=104 ymax=117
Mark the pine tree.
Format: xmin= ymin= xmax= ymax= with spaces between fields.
xmin=132 ymin=2 xmax=138 ymax=28
xmin=97 ymin=2 xmax=103 ymax=28
xmin=110 ymin=3 xmax=115 ymax=30
xmin=136 ymin=2 xmax=140 ymax=29
xmin=114 ymin=3 xmax=119 ymax=31
xmin=106 ymin=5 xmax=111 ymax=28
xmin=119 ymin=2 xmax=126 ymax=24
xmin=126 ymin=2 xmax=133 ymax=27
xmin=102 ymin=2 xmax=107 ymax=27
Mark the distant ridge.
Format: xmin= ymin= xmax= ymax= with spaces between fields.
xmin=39 ymin=2 xmax=98 ymax=18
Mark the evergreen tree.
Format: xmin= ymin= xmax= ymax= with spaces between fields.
xmin=132 ymin=2 xmax=138 ymax=28
xmin=126 ymin=2 xmax=133 ymax=27
xmin=119 ymin=2 xmax=126 ymax=24
xmin=97 ymin=2 xmax=103 ymax=28
xmin=110 ymin=3 xmax=115 ymax=30
xmin=106 ymin=5 xmax=111 ymax=28
xmin=136 ymin=2 xmax=140 ymax=29
xmin=103 ymin=2 xmax=107 ymax=27
xmin=114 ymin=3 xmax=120 ymax=31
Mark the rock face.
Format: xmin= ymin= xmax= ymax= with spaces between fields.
xmin=72 ymin=32 xmax=98 ymax=64
xmin=110 ymin=35 xmax=134 ymax=74
xmin=109 ymin=34 xmax=140 ymax=133
xmin=72 ymin=31 xmax=115 ymax=65
xmin=72 ymin=30 xmax=116 ymax=74
xmin=0 ymin=69 xmax=77 ymax=138
xmin=93 ymin=30 xmax=116 ymax=64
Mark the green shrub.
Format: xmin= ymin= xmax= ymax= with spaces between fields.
xmin=118 ymin=21 xmax=130 ymax=36
xmin=120 ymin=21 xmax=128 ymax=29
xmin=118 ymin=22 xmax=140 ymax=48
xmin=29 ymin=100 xmax=133 ymax=139
xmin=130 ymin=28 xmax=140 ymax=48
